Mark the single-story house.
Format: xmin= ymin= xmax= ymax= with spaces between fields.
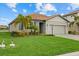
xmin=9 ymin=14 xmax=69 ymax=35
xmin=0 ymin=25 xmax=8 ymax=29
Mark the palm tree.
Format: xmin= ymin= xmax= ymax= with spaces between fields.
xmin=25 ymin=16 xmax=38 ymax=35
xmin=13 ymin=14 xmax=33 ymax=35
xmin=13 ymin=14 xmax=39 ymax=35
xmin=14 ymin=14 xmax=28 ymax=34
xmin=25 ymin=16 xmax=32 ymax=29
xmin=14 ymin=14 xmax=27 ymax=29
xmin=69 ymin=15 xmax=79 ymax=26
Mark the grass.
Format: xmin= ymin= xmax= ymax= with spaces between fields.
xmin=0 ymin=32 xmax=79 ymax=56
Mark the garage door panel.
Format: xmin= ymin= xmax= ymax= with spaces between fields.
xmin=53 ymin=25 xmax=66 ymax=34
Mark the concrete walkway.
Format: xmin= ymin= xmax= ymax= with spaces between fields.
xmin=58 ymin=51 xmax=79 ymax=56
xmin=56 ymin=34 xmax=79 ymax=41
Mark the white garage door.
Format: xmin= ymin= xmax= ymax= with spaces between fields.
xmin=52 ymin=25 xmax=66 ymax=34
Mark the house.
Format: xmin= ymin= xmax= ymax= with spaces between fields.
xmin=9 ymin=14 xmax=69 ymax=35
xmin=63 ymin=10 xmax=79 ymax=22
xmin=0 ymin=25 xmax=8 ymax=29
xmin=63 ymin=10 xmax=79 ymax=34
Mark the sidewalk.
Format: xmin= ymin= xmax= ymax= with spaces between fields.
xmin=58 ymin=51 xmax=79 ymax=56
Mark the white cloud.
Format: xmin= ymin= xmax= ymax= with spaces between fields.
xmin=61 ymin=13 xmax=64 ymax=15
xmin=12 ymin=9 xmax=17 ymax=12
xmin=23 ymin=9 xmax=27 ymax=13
xmin=35 ymin=3 xmax=57 ymax=15
xmin=6 ymin=3 xmax=17 ymax=13
xmin=36 ymin=3 xmax=43 ymax=11
xmin=39 ymin=11 xmax=46 ymax=15
xmin=6 ymin=3 xmax=17 ymax=8
xmin=36 ymin=3 xmax=57 ymax=12
xmin=44 ymin=4 xmax=57 ymax=11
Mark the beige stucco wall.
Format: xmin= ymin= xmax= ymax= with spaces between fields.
xmin=45 ymin=16 xmax=68 ymax=34
xmin=9 ymin=23 xmax=21 ymax=32
xmin=64 ymin=13 xmax=79 ymax=22
xmin=64 ymin=16 xmax=74 ymax=22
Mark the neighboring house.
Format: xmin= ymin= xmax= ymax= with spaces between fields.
xmin=9 ymin=14 xmax=69 ymax=35
xmin=0 ymin=25 xmax=8 ymax=29
xmin=63 ymin=10 xmax=79 ymax=33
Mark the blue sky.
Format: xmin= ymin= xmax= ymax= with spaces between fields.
xmin=0 ymin=3 xmax=79 ymax=25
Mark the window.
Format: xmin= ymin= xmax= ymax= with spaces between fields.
xmin=19 ymin=23 xmax=23 ymax=30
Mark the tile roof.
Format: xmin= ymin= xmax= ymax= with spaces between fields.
xmin=27 ymin=13 xmax=49 ymax=20
xmin=9 ymin=14 xmax=49 ymax=25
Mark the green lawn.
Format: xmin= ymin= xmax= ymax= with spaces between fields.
xmin=0 ymin=32 xmax=79 ymax=56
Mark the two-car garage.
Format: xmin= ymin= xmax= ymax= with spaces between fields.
xmin=52 ymin=25 xmax=66 ymax=35
xmin=45 ymin=15 xmax=69 ymax=35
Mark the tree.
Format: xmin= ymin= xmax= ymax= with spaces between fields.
xmin=13 ymin=14 xmax=36 ymax=35
xmin=14 ymin=14 xmax=28 ymax=29
xmin=25 ymin=16 xmax=38 ymax=35
xmin=13 ymin=14 xmax=39 ymax=35
xmin=69 ymin=15 xmax=79 ymax=34
xmin=25 ymin=16 xmax=32 ymax=29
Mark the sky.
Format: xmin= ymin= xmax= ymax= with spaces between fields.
xmin=0 ymin=3 xmax=79 ymax=25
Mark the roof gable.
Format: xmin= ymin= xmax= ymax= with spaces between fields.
xmin=47 ymin=14 xmax=70 ymax=22
xmin=63 ymin=10 xmax=79 ymax=17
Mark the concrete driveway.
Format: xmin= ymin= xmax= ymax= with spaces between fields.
xmin=56 ymin=34 xmax=79 ymax=41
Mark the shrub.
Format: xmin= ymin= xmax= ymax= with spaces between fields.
xmin=11 ymin=31 xmax=26 ymax=37
xmin=11 ymin=31 xmax=17 ymax=37
xmin=68 ymin=31 xmax=79 ymax=35
xmin=68 ymin=31 xmax=72 ymax=34
xmin=45 ymin=34 xmax=54 ymax=36
xmin=75 ymin=32 xmax=79 ymax=35
xmin=72 ymin=31 xmax=76 ymax=35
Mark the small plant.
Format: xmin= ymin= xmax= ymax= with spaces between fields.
xmin=0 ymin=40 xmax=6 ymax=48
xmin=10 ymin=40 xmax=15 ymax=48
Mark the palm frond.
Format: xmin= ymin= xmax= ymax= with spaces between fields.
xmin=69 ymin=21 xmax=74 ymax=27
